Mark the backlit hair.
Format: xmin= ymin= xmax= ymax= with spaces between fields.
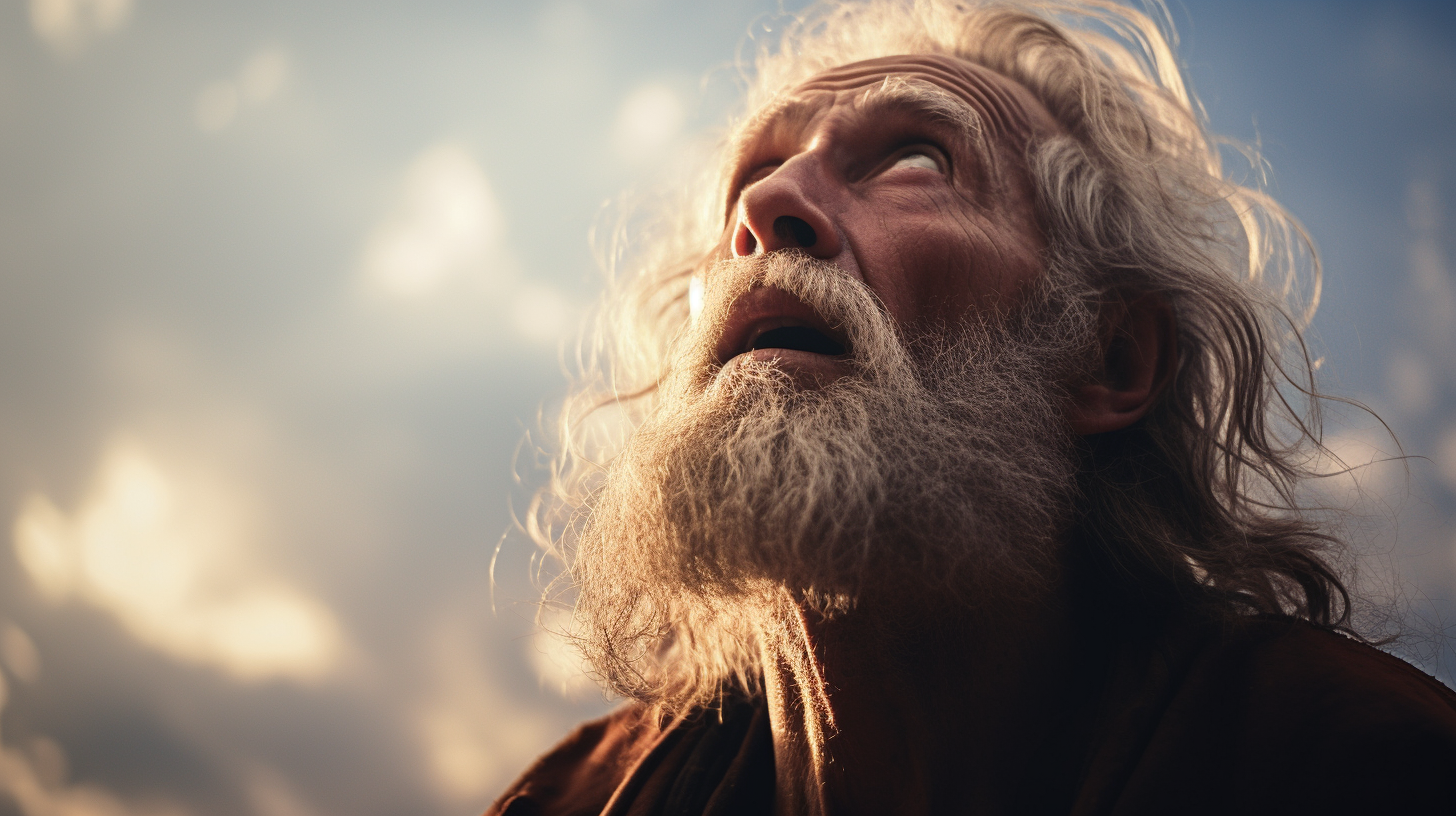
xmin=531 ymin=0 xmax=1361 ymax=682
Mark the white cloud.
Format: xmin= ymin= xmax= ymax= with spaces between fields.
xmin=362 ymin=143 xmax=507 ymax=299
xmin=1307 ymin=429 xmax=1408 ymax=514
xmin=12 ymin=438 xmax=344 ymax=683
xmin=238 ymin=49 xmax=289 ymax=105
xmin=413 ymin=616 xmax=557 ymax=805
xmin=29 ymin=0 xmax=131 ymax=58
xmin=511 ymin=284 xmax=576 ymax=345
xmin=612 ymin=83 xmax=685 ymax=164
xmin=195 ymin=47 xmax=291 ymax=134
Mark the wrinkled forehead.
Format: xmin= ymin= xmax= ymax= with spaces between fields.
xmin=792 ymin=54 xmax=1060 ymax=141
xmin=737 ymin=53 xmax=1061 ymax=153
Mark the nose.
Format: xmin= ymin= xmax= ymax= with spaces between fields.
xmin=732 ymin=158 xmax=843 ymax=259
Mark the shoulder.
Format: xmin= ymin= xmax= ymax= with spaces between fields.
xmin=484 ymin=695 xmax=773 ymax=816
xmin=1123 ymin=615 xmax=1456 ymax=813
xmin=484 ymin=704 xmax=665 ymax=816
xmin=1184 ymin=615 xmax=1456 ymax=737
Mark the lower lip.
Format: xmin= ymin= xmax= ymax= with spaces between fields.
xmin=717 ymin=348 xmax=851 ymax=387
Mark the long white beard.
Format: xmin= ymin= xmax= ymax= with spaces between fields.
xmin=567 ymin=253 xmax=1094 ymax=706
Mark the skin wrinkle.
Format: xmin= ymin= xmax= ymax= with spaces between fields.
xmin=723 ymin=54 xmax=1058 ymax=336
xmin=850 ymin=79 xmax=998 ymax=191
xmin=558 ymin=47 xmax=1179 ymax=816
xmin=710 ymin=57 xmax=1084 ymax=815
xmin=725 ymin=59 xmax=1052 ymax=222
xmin=730 ymin=87 xmax=997 ymax=217
xmin=523 ymin=3 xmax=1397 ymax=810
xmin=791 ymin=56 xmax=1054 ymax=141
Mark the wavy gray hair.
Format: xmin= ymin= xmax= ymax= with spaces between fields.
xmin=528 ymin=0 xmax=1359 ymax=709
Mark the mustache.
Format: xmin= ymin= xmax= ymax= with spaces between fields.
xmin=680 ymin=253 xmax=911 ymax=378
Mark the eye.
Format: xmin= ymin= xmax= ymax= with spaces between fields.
xmin=890 ymin=151 xmax=941 ymax=172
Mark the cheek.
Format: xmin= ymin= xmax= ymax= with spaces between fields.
xmin=866 ymin=212 xmax=1045 ymax=330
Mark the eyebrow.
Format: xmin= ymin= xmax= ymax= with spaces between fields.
xmin=723 ymin=76 xmax=1001 ymax=216
xmin=852 ymin=76 xmax=995 ymax=176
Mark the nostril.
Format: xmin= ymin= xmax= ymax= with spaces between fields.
xmin=773 ymin=216 xmax=817 ymax=248
xmin=734 ymin=222 xmax=758 ymax=256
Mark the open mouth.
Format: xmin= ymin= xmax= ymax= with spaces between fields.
xmin=745 ymin=325 xmax=847 ymax=356
xmin=715 ymin=285 xmax=851 ymax=366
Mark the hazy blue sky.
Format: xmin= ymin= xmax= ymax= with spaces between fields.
xmin=0 ymin=2 xmax=1452 ymax=815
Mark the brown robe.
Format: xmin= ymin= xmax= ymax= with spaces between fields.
xmin=486 ymin=615 xmax=1456 ymax=815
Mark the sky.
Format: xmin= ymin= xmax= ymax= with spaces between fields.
xmin=0 ymin=1 xmax=1452 ymax=815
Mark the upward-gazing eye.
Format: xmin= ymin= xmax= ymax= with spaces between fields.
xmin=890 ymin=151 xmax=941 ymax=172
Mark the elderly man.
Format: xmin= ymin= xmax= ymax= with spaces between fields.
xmin=490 ymin=1 xmax=1456 ymax=814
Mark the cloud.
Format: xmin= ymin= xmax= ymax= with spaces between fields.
xmin=413 ymin=616 xmax=558 ymax=806
xmin=238 ymin=50 xmax=289 ymax=106
xmin=242 ymin=767 xmax=321 ymax=816
xmin=0 ymin=624 xmax=40 ymax=687
xmin=11 ymin=438 xmax=344 ymax=683
xmin=195 ymin=47 xmax=291 ymax=134
xmin=1306 ymin=429 xmax=1408 ymax=516
xmin=29 ymin=0 xmax=131 ymax=58
xmin=611 ymin=83 xmax=685 ymax=164
xmin=0 ymin=672 xmax=188 ymax=816
xmin=356 ymin=142 xmax=583 ymax=351
xmin=1385 ymin=349 xmax=1437 ymax=418
xmin=1405 ymin=180 xmax=1456 ymax=349
xmin=536 ymin=2 xmax=591 ymax=50
xmin=510 ymin=284 xmax=576 ymax=345
xmin=362 ymin=143 xmax=507 ymax=299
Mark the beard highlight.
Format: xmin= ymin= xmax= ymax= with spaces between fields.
xmin=567 ymin=253 xmax=1093 ymax=709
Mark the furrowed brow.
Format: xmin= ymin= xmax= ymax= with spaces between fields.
xmin=853 ymin=77 xmax=999 ymax=187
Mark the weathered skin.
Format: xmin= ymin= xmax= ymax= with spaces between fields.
xmin=713 ymin=54 xmax=1076 ymax=816
xmin=725 ymin=55 xmax=1060 ymax=338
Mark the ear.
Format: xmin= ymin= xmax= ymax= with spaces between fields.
xmin=1068 ymin=294 xmax=1177 ymax=436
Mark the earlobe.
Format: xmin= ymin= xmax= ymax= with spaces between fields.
xmin=1067 ymin=294 xmax=1176 ymax=436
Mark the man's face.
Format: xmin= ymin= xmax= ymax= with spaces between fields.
xmin=567 ymin=55 xmax=1091 ymax=654
xmin=715 ymin=54 xmax=1062 ymax=384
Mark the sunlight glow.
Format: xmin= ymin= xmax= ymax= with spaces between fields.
xmin=238 ymin=50 xmax=290 ymax=105
xmin=689 ymin=274 xmax=705 ymax=322
xmin=12 ymin=439 xmax=342 ymax=683
xmin=362 ymin=143 xmax=505 ymax=298
xmin=612 ymin=83 xmax=685 ymax=164
xmin=29 ymin=0 xmax=131 ymax=57
xmin=511 ymin=284 xmax=574 ymax=344
xmin=527 ymin=610 xmax=595 ymax=700
xmin=414 ymin=617 xmax=555 ymax=804
xmin=195 ymin=47 xmax=291 ymax=134
xmin=1307 ymin=430 xmax=1406 ymax=515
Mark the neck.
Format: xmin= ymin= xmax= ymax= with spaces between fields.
xmin=760 ymin=567 xmax=1093 ymax=816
